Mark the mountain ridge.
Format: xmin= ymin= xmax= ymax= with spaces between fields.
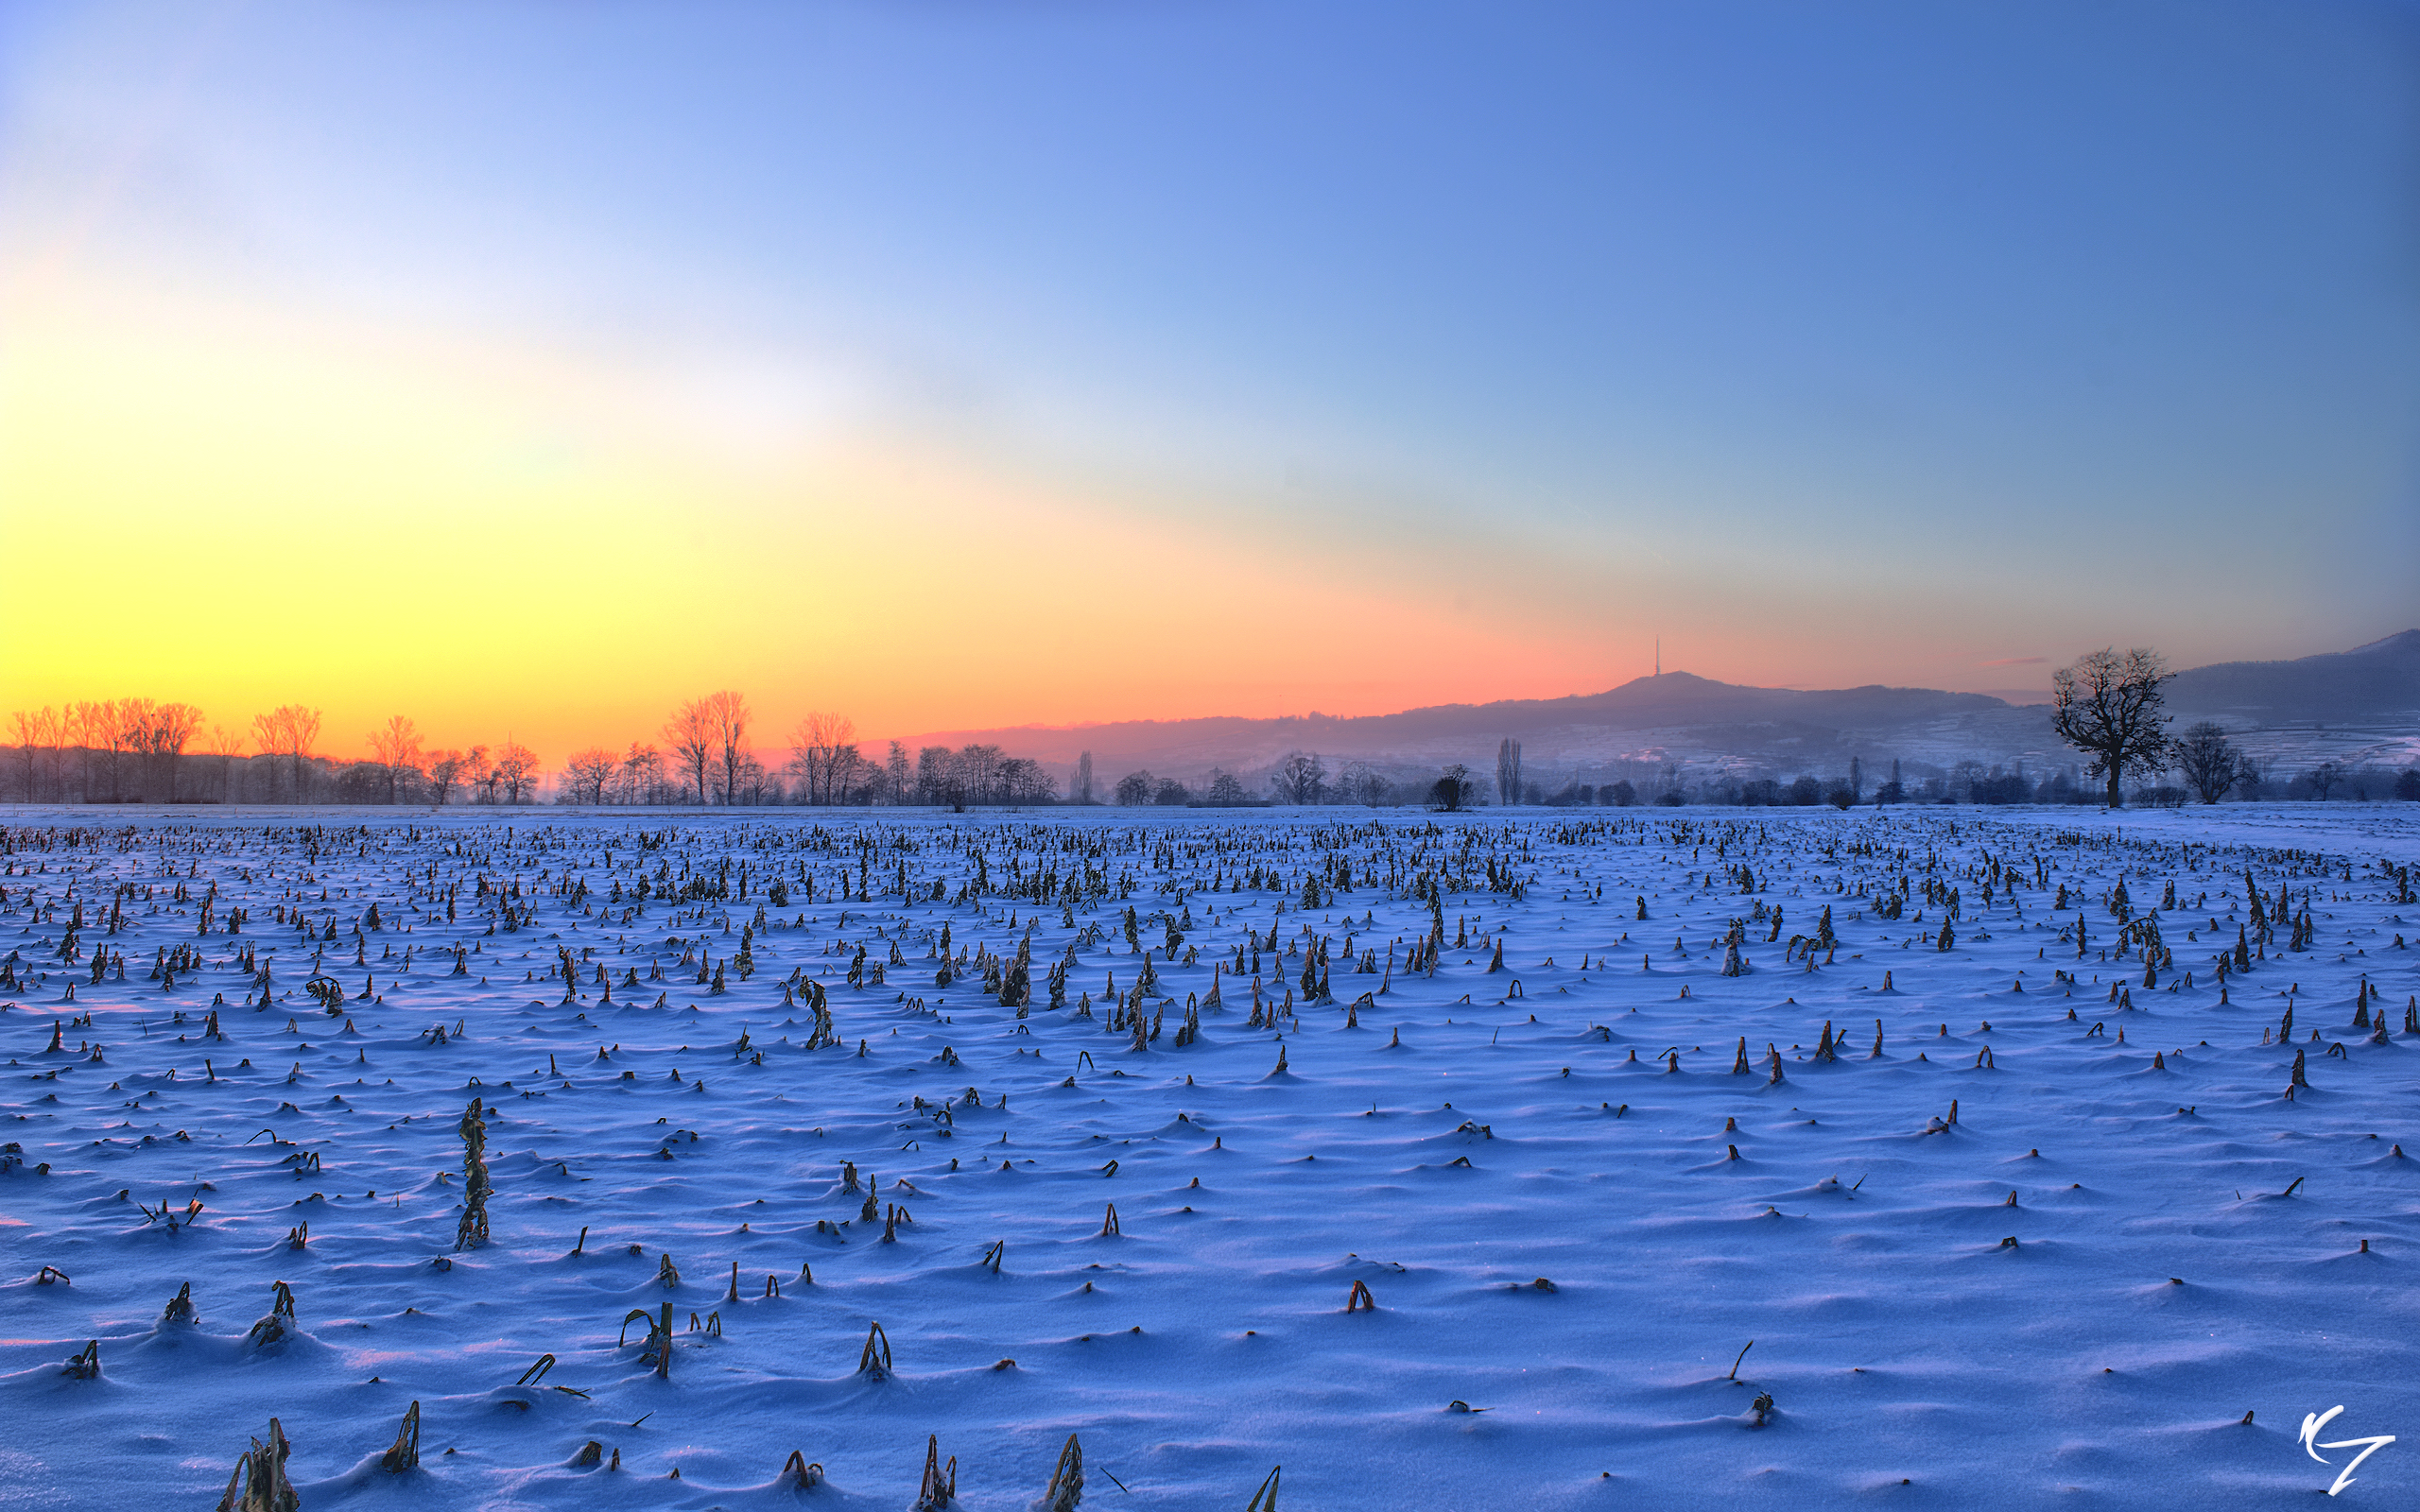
xmin=879 ymin=632 xmax=2420 ymax=779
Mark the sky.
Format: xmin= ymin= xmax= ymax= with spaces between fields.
xmin=4 ymin=0 xmax=2417 ymax=765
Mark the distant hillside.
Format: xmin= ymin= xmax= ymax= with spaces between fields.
xmin=881 ymin=632 xmax=2420 ymax=783
xmin=888 ymin=673 xmax=2045 ymax=780
xmin=2165 ymin=630 xmax=2420 ymax=725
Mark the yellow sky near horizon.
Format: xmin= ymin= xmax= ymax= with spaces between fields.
xmin=0 ymin=276 xmax=1619 ymax=765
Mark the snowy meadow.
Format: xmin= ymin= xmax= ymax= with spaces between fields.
xmin=3 ymin=805 xmax=2416 ymax=1510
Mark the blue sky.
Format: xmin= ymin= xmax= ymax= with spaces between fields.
xmin=4 ymin=0 xmax=2415 ymax=739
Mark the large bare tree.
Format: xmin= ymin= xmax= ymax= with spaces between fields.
xmin=2050 ymin=647 xmax=2174 ymax=808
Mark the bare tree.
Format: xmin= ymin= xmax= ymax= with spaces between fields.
xmin=204 ymin=724 xmax=245 ymax=805
xmin=426 ymin=749 xmax=465 ymax=806
xmin=149 ymin=702 xmax=201 ymax=802
xmin=735 ymin=751 xmax=780 ymax=804
xmin=250 ymin=705 xmax=325 ymax=802
xmin=1075 ymin=750 xmax=1095 ymax=804
xmin=1273 ymin=751 xmax=1327 ymax=805
xmin=2308 ymin=760 xmax=2344 ymax=801
xmin=467 ymin=745 xmax=498 ymax=804
xmin=787 ymin=712 xmax=856 ymax=805
xmin=916 ymin=746 xmax=955 ymax=806
xmin=1339 ymin=760 xmax=1388 ymax=806
xmin=107 ymin=699 xmax=147 ymax=802
xmin=830 ymin=746 xmax=869 ymax=804
xmin=72 ymin=700 xmax=116 ymax=802
xmin=8 ymin=709 xmax=53 ymax=801
xmin=562 ymin=747 xmax=616 ymax=805
xmin=1495 ymin=738 xmax=1524 ymax=807
xmin=1000 ymin=757 xmax=1055 ymax=804
xmin=368 ymin=715 xmax=424 ymax=805
xmin=493 ymin=741 xmax=540 ymax=804
xmin=702 ymin=690 xmax=752 ymax=805
xmin=1431 ymin=764 xmax=1473 ymax=812
xmin=2173 ymin=721 xmax=2241 ymax=805
xmin=619 ymin=742 xmax=666 ymax=804
xmin=2050 ymin=648 xmax=2173 ymax=809
xmin=1115 ymin=770 xmax=1154 ymax=806
xmin=288 ymin=706 xmax=322 ymax=800
xmin=664 ymin=699 xmax=716 ymax=804
xmin=251 ymin=710 xmax=287 ymax=800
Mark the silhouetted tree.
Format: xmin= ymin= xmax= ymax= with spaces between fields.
xmin=701 ymin=690 xmax=751 ymax=805
xmin=1495 ymin=738 xmax=1523 ymax=805
xmin=1876 ymin=758 xmax=1905 ymax=805
xmin=368 ymin=715 xmax=424 ymax=805
xmin=2308 ymin=760 xmax=2343 ymax=801
xmin=617 ymin=743 xmax=667 ymax=804
xmin=467 ymin=745 xmax=499 ymax=804
xmin=251 ymin=705 xmax=321 ymax=802
xmin=426 ymin=750 xmax=466 ymax=806
xmin=1429 ymin=763 xmax=1474 ymax=812
xmin=665 ymin=699 xmax=716 ymax=804
xmin=147 ymin=702 xmax=201 ymax=802
xmin=1340 ymin=760 xmax=1389 ymax=806
xmin=493 ymin=742 xmax=540 ymax=804
xmin=917 ymin=746 xmax=956 ymax=806
xmin=2050 ymin=647 xmax=2174 ymax=809
xmin=563 ymin=747 xmax=616 ymax=805
xmin=787 ymin=711 xmax=855 ymax=804
xmin=2173 ymin=721 xmax=2241 ymax=805
xmin=1076 ymin=750 xmax=1095 ymax=804
xmin=1273 ymin=751 xmax=1327 ymax=805
xmin=8 ymin=709 xmax=52 ymax=801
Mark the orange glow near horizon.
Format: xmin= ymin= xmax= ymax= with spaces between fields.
xmin=3 ymin=274 xmax=1742 ymax=768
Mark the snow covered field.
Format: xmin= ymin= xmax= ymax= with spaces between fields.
xmin=3 ymin=804 xmax=2416 ymax=1510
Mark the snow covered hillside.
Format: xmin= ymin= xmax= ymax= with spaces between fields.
xmin=2 ymin=806 xmax=2414 ymax=1509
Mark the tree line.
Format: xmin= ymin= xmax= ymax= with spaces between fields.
xmin=9 ymin=654 xmax=2415 ymax=808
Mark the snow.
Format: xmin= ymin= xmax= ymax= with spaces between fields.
xmin=1 ymin=804 xmax=2415 ymax=1509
